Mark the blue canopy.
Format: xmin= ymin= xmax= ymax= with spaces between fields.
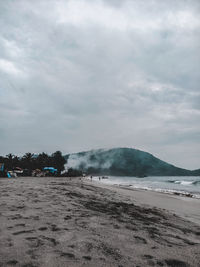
xmin=43 ymin=167 xmax=57 ymax=173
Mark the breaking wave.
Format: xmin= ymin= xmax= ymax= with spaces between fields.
xmin=90 ymin=176 xmax=200 ymax=199
xmin=167 ymin=180 xmax=200 ymax=186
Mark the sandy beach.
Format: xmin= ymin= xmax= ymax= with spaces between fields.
xmin=0 ymin=177 xmax=200 ymax=267
xmin=89 ymin=180 xmax=200 ymax=226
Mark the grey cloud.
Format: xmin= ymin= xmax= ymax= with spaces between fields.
xmin=0 ymin=0 xmax=199 ymax=169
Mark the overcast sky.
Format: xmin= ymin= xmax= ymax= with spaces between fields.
xmin=0 ymin=0 xmax=199 ymax=169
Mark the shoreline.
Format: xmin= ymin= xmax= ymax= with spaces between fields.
xmin=85 ymin=176 xmax=200 ymax=199
xmin=85 ymin=179 xmax=200 ymax=226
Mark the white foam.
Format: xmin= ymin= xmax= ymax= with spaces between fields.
xmin=180 ymin=181 xmax=194 ymax=185
xmin=172 ymin=180 xmax=196 ymax=185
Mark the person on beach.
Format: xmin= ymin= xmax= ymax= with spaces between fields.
xmin=90 ymin=175 xmax=93 ymax=181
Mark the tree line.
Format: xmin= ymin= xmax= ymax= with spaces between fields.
xmin=0 ymin=151 xmax=66 ymax=176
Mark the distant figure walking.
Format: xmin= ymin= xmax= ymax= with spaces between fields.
xmin=90 ymin=175 xmax=93 ymax=181
xmin=99 ymin=177 xmax=101 ymax=181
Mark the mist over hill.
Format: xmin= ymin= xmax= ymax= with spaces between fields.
xmin=64 ymin=148 xmax=200 ymax=176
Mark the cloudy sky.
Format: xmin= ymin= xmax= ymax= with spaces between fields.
xmin=0 ymin=0 xmax=199 ymax=169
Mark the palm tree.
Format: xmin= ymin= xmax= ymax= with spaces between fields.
xmin=51 ymin=151 xmax=66 ymax=175
xmin=6 ymin=153 xmax=15 ymax=170
xmin=13 ymin=156 xmax=20 ymax=168
xmin=22 ymin=153 xmax=34 ymax=170
xmin=36 ymin=152 xmax=49 ymax=169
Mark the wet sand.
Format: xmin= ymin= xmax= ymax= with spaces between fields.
xmin=88 ymin=180 xmax=200 ymax=226
xmin=0 ymin=177 xmax=200 ymax=267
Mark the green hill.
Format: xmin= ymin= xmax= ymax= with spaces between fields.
xmin=64 ymin=148 xmax=200 ymax=176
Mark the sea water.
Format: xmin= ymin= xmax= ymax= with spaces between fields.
xmin=91 ymin=176 xmax=200 ymax=198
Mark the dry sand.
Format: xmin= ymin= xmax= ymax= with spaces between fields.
xmin=0 ymin=177 xmax=200 ymax=267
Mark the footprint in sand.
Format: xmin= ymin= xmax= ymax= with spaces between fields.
xmin=113 ymin=224 xmax=121 ymax=229
xmin=164 ymin=259 xmax=189 ymax=267
xmin=21 ymin=262 xmax=38 ymax=267
xmin=38 ymin=226 xmax=48 ymax=231
xmin=59 ymin=252 xmax=76 ymax=259
xmin=26 ymin=237 xmax=44 ymax=248
xmin=142 ymin=255 xmax=153 ymax=259
xmin=125 ymin=224 xmax=137 ymax=231
xmin=64 ymin=215 xmax=72 ymax=220
xmin=40 ymin=236 xmax=59 ymax=246
xmin=12 ymin=230 xmax=35 ymax=235
xmin=82 ymin=255 xmax=92 ymax=261
xmin=26 ymin=249 xmax=37 ymax=259
xmin=51 ymin=224 xmax=61 ymax=231
xmin=8 ymin=214 xmax=23 ymax=220
xmin=15 ymin=223 xmax=26 ymax=227
xmin=134 ymin=235 xmax=147 ymax=244
xmin=6 ymin=259 xmax=18 ymax=265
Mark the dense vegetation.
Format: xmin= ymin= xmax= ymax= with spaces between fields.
xmin=0 ymin=151 xmax=66 ymax=176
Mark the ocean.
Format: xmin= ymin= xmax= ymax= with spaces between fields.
xmin=91 ymin=176 xmax=200 ymax=199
